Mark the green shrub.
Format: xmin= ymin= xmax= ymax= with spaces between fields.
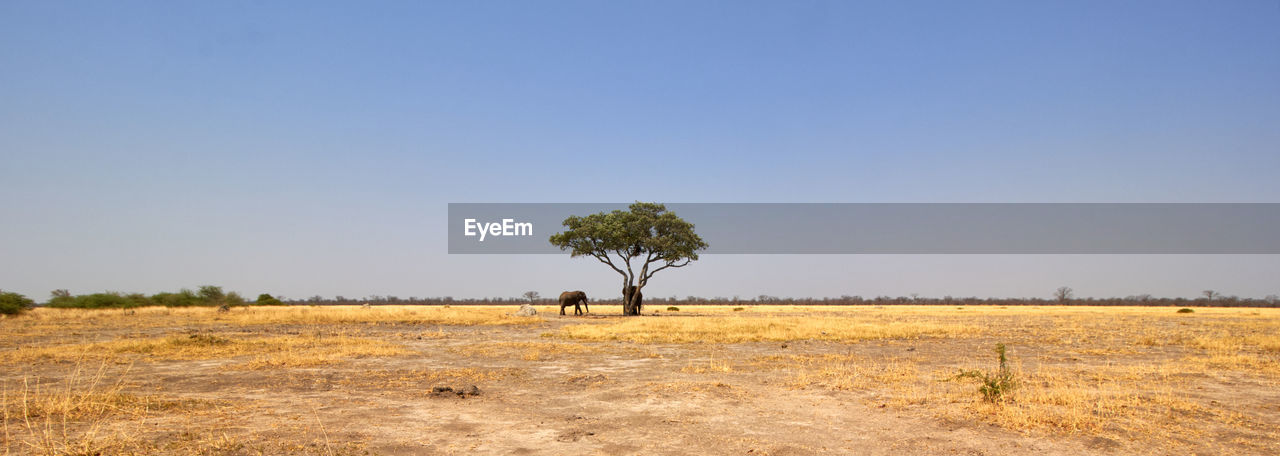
xmin=733 ymin=307 xmax=745 ymax=312
xmin=46 ymin=292 xmax=145 ymax=309
xmin=1177 ymin=308 xmax=1194 ymax=314
xmin=256 ymin=293 xmax=285 ymax=306
xmin=198 ymin=285 xmax=225 ymax=303
xmin=47 ymin=289 xmax=72 ymax=307
xmin=953 ymin=343 xmax=1017 ymax=402
xmin=667 ymin=306 xmax=680 ymax=311
xmin=151 ymin=289 xmax=201 ymax=307
xmin=45 ymin=286 xmax=246 ymax=309
xmin=123 ymin=293 xmax=154 ymax=307
xmin=0 ymin=291 xmax=36 ymax=315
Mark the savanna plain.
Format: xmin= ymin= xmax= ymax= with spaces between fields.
xmin=2 ymin=305 xmax=1278 ymax=455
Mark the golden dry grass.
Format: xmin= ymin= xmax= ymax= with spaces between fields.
xmin=948 ymin=363 xmax=1270 ymax=449
xmin=688 ymin=306 xmax=1280 ymax=453
xmin=3 ymin=304 xmax=1278 ymax=454
xmin=757 ymin=348 xmax=1276 ymax=451
xmin=3 ymin=305 xmax=539 ymax=341
xmin=556 ymin=315 xmax=980 ymax=343
xmin=642 ymin=380 xmax=743 ymax=399
xmin=3 ymin=333 xmax=408 ymax=368
xmin=681 ymin=358 xmax=734 ymax=374
xmin=335 ymin=367 xmax=524 ymax=393
xmin=450 ymin=341 xmax=604 ymax=361
xmin=1 ymin=362 xmax=224 ymax=456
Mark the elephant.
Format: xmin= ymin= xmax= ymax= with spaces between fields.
xmin=559 ymin=291 xmax=589 ymax=316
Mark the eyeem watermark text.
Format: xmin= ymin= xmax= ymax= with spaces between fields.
xmin=463 ymin=218 xmax=533 ymax=242
xmin=449 ymin=203 xmax=1280 ymax=253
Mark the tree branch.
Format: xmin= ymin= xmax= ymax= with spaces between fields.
xmin=619 ymin=249 xmax=636 ymax=285
xmin=643 ymin=258 xmax=691 ymax=282
xmin=637 ymin=252 xmax=657 ymax=285
xmin=592 ymin=253 xmax=627 ymax=278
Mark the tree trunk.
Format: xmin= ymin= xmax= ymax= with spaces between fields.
xmin=622 ymin=284 xmax=644 ymax=316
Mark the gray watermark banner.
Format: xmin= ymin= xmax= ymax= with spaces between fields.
xmin=447 ymin=203 xmax=1280 ymax=254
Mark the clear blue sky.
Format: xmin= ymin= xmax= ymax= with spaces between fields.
xmin=2 ymin=1 xmax=1278 ymax=301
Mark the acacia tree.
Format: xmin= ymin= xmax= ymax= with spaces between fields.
xmin=550 ymin=202 xmax=708 ymax=316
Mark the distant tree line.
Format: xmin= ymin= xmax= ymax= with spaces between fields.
xmin=20 ymin=286 xmax=285 ymax=310
xmin=283 ymin=290 xmax=1280 ymax=308
xmin=4 ymin=287 xmax=1277 ymax=313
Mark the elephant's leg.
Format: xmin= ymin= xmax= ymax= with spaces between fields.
xmin=560 ymin=303 xmax=566 ymax=315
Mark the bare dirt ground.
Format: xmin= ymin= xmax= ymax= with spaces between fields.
xmin=3 ymin=305 xmax=1278 ymax=455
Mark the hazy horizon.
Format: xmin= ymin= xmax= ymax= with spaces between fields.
xmin=3 ymin=1 xmax=1279 ymax=302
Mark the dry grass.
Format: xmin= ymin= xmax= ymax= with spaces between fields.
xmin=556 ymin=315 xmax=980 ymax=343
xmin=450 ymin=341 xmax=603 ymax=361
xmin=746 ymin=353 xmax=927 ymax=404
xmin=1185 ymin=333 xmax=1280 ymax=353
xmin=3 ymin=305 xmax=539 ymax=342
xmin=762 ymin=347 xmax=1278 ymax=452
xmin=230 ymin=335 xmax=409 ymax=370
xmin=335 ymin=367 xmax=524 ymax=393
xmin=4 ymin=333 xmax=408 ymax=368
xmin=948 ymin=363 xmax=1272 ymax=451
xmin=1 ymin=362 xmax=223 ymax=456
xmin=681 ymin=357 xmax=734 ymax=374
xmin=3 ymin=305 xmax=1278 ymax=454
xmin=643 ymin=381 xmax=743 ymax=399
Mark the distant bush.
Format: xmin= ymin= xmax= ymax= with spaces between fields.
xmin=1177 ymin=308 xmax=1195 ymax=314
xmin=667 ymin=306 xmax=680 ymax=311
xmin=150 ymin=289 xmax=201 ymax=307
xmin=47 ymin=292 xmax=150 ymax=309
xmin=198 ymin=286 xmax=225 ymax=303
xmin=0 ymin=291 xmax=36 ymax=315
xmin=46 ymin=286 xmax=249 ymax=309
xmin=733 ymin=307 xmax=745 ymax=312
xmin=256 ymin=294 xmax=285 ymax=306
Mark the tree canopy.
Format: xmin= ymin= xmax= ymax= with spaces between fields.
xmin=550 ymin=202 xmax=707 ymax=315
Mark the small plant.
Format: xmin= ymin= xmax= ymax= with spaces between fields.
xmin=953 ymin=343 xmax=1017 ymax=402
xmin=1177 ymin=308 xmax=1194 ymax=314
xmin=667 ymin=306 xmax=680 ymax=312
xmin=733 ymin=307 xmax=745 ymax=312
